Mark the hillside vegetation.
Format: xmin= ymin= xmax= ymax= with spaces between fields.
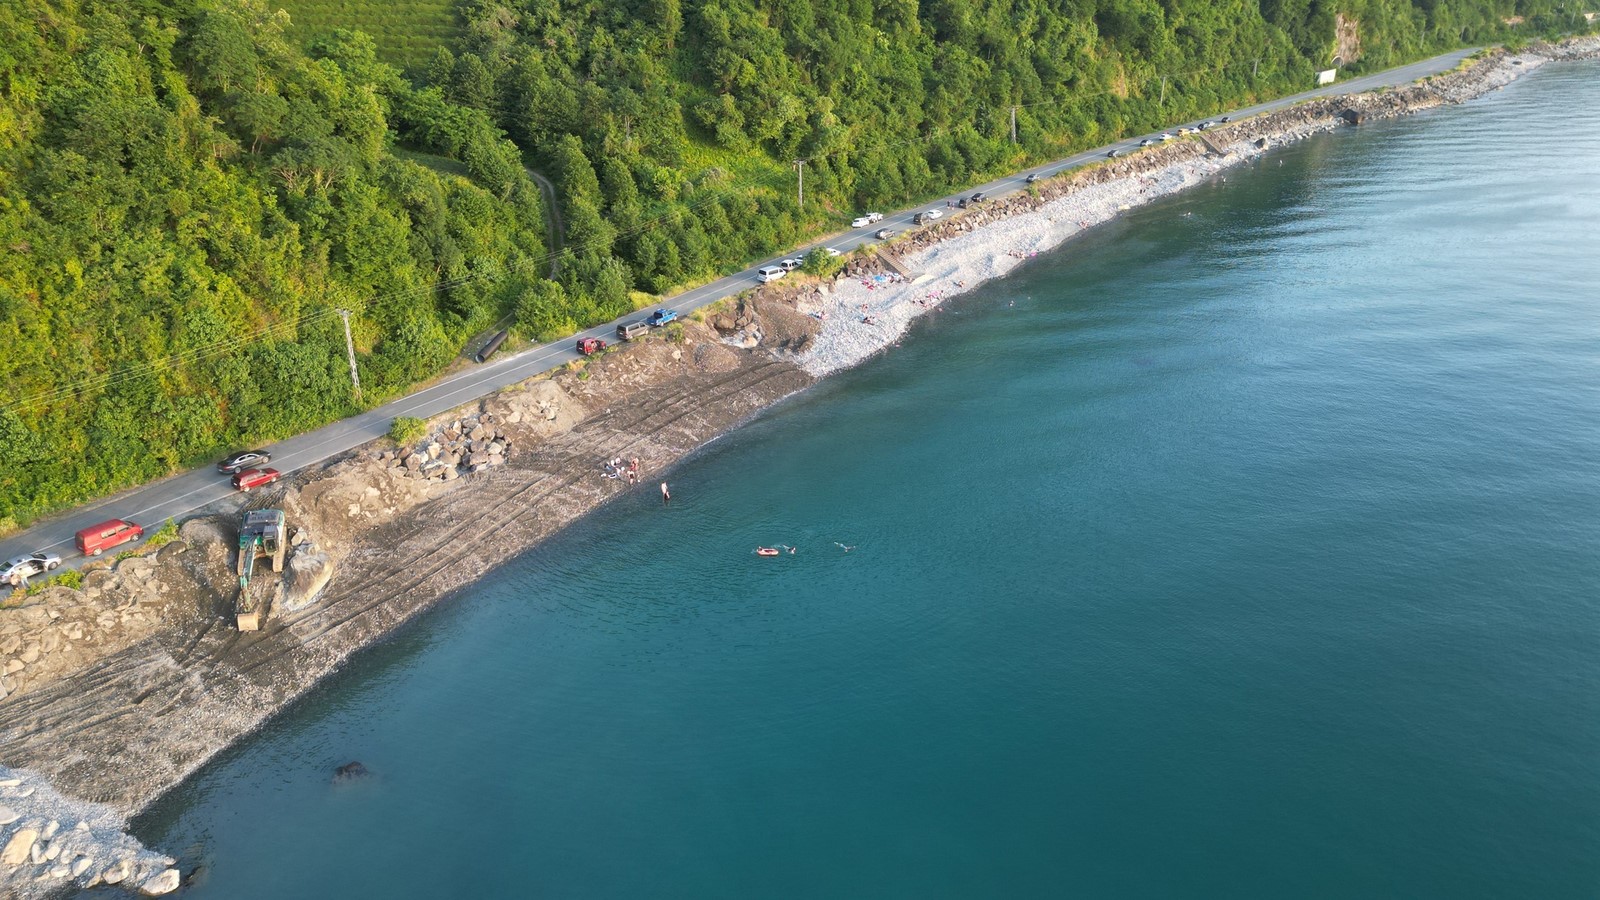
xmin=274 ymin=0 xmax=461 ymax=69
xmin=416 ymin=0 xmax=1584 ymax=304
xmin=0 ymin=0 xmax=546 ymax=530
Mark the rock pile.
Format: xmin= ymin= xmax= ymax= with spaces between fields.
xmin=0 ymin=546 xmax=194 ymax=703
xmin=0 ymin=765 xmax=179 ymax=897
xmin=375 ymin=413 xmax=514 ymax=483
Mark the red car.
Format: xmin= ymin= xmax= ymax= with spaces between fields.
xmin=231 ymin=467 xmax=282 ymax=492
xmin=576 ymin=337 xmax=607 ymax=355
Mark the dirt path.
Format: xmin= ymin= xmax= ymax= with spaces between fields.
xmin=525 ymin=167 xmax=565 ymax=278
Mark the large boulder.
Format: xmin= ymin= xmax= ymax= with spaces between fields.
xmin=278 ymin=549 xmax=335 ymax=613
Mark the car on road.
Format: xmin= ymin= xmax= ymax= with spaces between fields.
xmin=1 ymin=551 xmax=62 ymax=586
xmin=874 ymin=228 xmax=896 ymax=240
xmin=924 ymin=209 xmax=944 ymax=220
xmin=616 ymin=321 xmax=649 ymax=341
xmin=219 ymin=450 xmax=271 ymax=474
xmin=779 ymin=258 xmax=802 ymax=271
xmin=970 ymin=192 xmax=986 ymax=203
xmin=1139 ymin=138 xmax=1157 ymax=147
xmin=1107 ymin=148 xmax=1125 ymax=158
xmin=866 ymin=212 xmax=883 ymax=223
xmin=1220 ymin=116 xmax=1231 ymax=123
xmin=232 ymin=467 xmax=282 ymax=492
xmin=825 ymin=248 xmax=842 ymax=257
xmin=756 ymin=265 xmax=786 ymax=283
xmin=851 ymin=216 xmax=872 ymax=228
xmin=1159 ymin=132 xmax=1175 ymax=141
xmin=576 ymin=337 xmax=607 ymax=356
xmin=75 ymin=519 xmax=143 ymax=556
xmin=1199 ymin=120 xmax=1217 ymax=129
xmin=647 ymin=308 xmax=678 ymax=327
xmin=1025 ymin=173 xmax=1040 ymax=184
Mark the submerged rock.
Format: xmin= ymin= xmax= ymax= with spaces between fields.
xmin=333 ymin=761 xmax=370 ymax=783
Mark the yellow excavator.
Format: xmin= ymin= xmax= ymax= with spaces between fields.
xmin=235 ymin=509 xmax=286 ymax=631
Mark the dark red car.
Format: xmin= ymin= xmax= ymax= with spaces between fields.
xmin=231 ymin=467 xmax=282 ymax=492
xmin=576 ymin=338 xmax=607 ymax=355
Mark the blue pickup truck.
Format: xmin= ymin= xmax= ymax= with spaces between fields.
xmin=647 ymin=308 xmax=678 ymax=327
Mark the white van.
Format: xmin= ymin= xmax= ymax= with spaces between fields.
xmin=756 ymin=266 xmax=786 ymax=283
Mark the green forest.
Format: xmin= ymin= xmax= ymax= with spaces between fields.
xmin=0 ymin=0 xmax=1590 ymax=532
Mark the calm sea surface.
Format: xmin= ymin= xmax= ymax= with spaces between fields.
xmin=133 ymin=62 xmax=1600 ymax=899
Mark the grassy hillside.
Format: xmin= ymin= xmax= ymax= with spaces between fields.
xmin=0 ymin=0 xmax=545 ymax=530
xmin=274 ymin=0 xmax=461 ymax=70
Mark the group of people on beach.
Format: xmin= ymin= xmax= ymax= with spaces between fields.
xmin=602 ymin=456 xmax=641 ymax=485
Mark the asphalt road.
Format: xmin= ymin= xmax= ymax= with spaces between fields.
xmin=0 ymin=47 xmax=1479 ymax=577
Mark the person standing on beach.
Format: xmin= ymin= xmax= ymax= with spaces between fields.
xmin=661 ymin=482 xmax=671 ymax=506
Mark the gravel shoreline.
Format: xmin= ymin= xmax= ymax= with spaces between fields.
xmin=2 ymin=37 xmax=1597 ymax=899
xmin=797 ymin=39 xmax=1600 ymax=377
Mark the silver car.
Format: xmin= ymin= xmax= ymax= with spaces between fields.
xmin=0 ymin=550 xmax=62 ymax=586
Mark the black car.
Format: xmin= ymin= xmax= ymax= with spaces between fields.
xmin=1107 ymin=149 xmax=1124 ymax=158
xmin=1025 ymin=173 xmax=1040 ymax=184
xmin=219 ymin=450 xmax=271 ymax=474
xmin=1220 ymin=116 xmax=1231 ymax=123
xmin=970 ymin=192 xmax=986 ymax=203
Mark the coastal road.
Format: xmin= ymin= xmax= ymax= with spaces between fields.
xmin=0 ymin=46 xmax=1480 ymax=576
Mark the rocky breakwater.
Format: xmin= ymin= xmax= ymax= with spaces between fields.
xmin=707 ymin=290 xmax=826 ymax=353
xmin=1 ymin=765 xmax=179 ymax=896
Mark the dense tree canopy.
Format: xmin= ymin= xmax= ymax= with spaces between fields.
xmin=0 ymin=0 xmax=546 ymax=529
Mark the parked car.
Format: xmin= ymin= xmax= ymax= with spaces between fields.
xmin=1159 ymin=132 xmax=1175 ymax=141
xmin=866 ymin=212 xmax=884 ymax=223
xmin=1199 ymin=120 xmax=1217 ymax=129
xmin=231 ymin=467 xmax=282 ymax=492
xmin=756 ymin=265 xmax=786 ymax=283
xmin=218 ymin=450 xmax=271 ymax=474
xmin=1220 ymin=116 xmax=1231 ymax=123
xmin=913 ymin=212 xmax=927 ymax=225
xmin=0 ymin=551 xmax=62 ymax=586
xmin=957 ymin=198 xmax=969 ymax=209
xmin=924 ymin=208 xmax=944 ymax=220
xmin=874 ymin=228 xmax=896 ymax=240
xmin=851 ymin=216 xmax=872 ymax=228
xmin=1107 ymin=148 xmax=1125 ymax=158
xmin=75 ymin=519 xmax=143 ymax=556
xmin=779 ymin=258 xmax=803 ymax=271
xmin=1025 ymin=173 xmax=1040 ymax=184
xmin=1139 ymin=138 xmax=1157 ymax=147
xmin=825 ymin=248 xmax=842 ymax=257
xmin=1177 ymin=127 xmax=1194 ymax=136
xmin=647 ymin=308 xmax=678 ymax=327
xmin=616 ymin=321 xmax=650 ymax=341
xmin=970 ymin=192 xmax=986 ymax=202
xmin=576 ymin=337 xmax=607 ymax=356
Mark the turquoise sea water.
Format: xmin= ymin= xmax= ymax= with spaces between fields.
xmin=133 ymin=62 xmax=1600 ymax=898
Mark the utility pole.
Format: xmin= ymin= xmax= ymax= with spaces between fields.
xmin=795 ymin=159 xmax=805 ymax=209
xmin=1010 ymin=106 xmax=1018 ymax=144
xmin=1160 ymin=75 xmax=1167 ymax=106
xmin=336 ymin=308 xmax=361 ymax=402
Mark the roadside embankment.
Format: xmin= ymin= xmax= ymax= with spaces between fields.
xmin=1 ymin=35 xmax=1596 ymax=898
